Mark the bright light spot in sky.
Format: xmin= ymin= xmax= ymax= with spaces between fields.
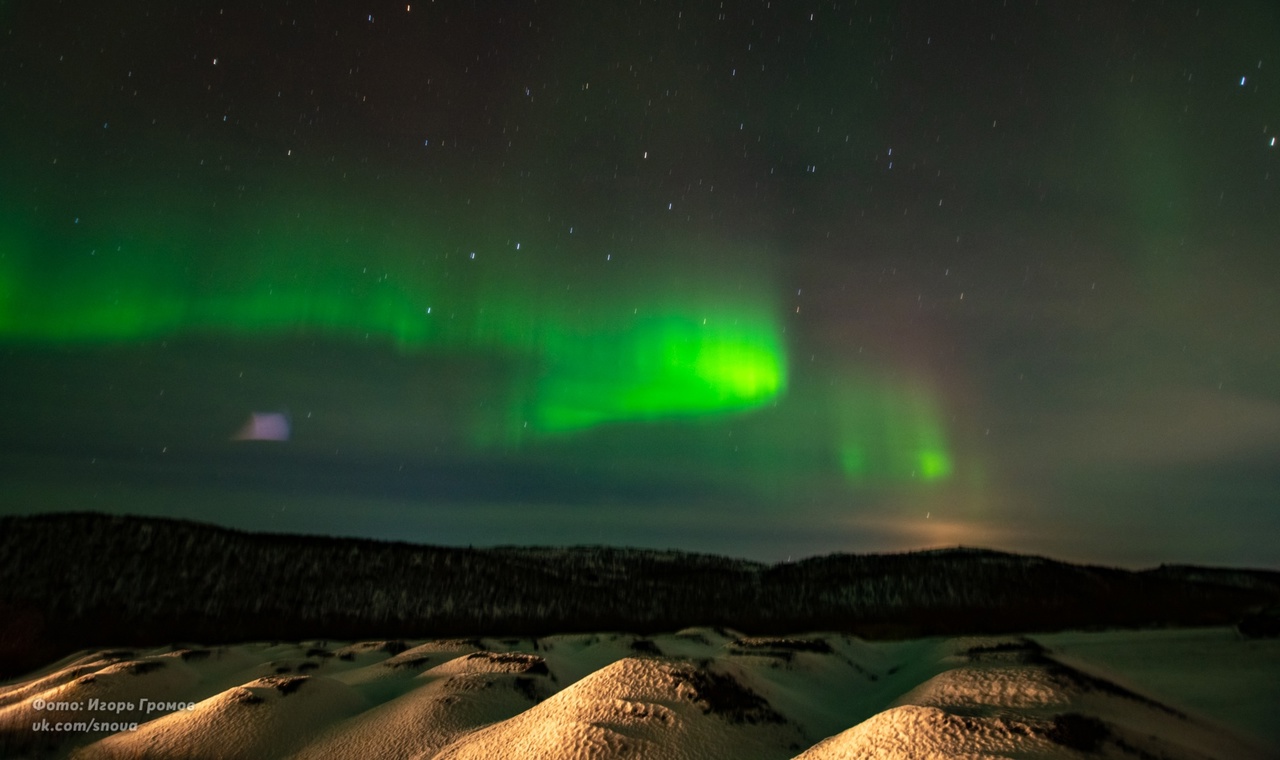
xmin=233 ymin=413 xmax=290 ymax=442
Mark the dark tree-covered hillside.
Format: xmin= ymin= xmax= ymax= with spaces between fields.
xmin=1 ymin=513 xmax=1275 ymax=678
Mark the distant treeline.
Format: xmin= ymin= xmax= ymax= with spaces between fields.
xmin=1 ymin=512 xmax=1276 ymax=678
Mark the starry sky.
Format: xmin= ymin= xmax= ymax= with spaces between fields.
xmin=1 ymin=0 xmax=1278 ymax=568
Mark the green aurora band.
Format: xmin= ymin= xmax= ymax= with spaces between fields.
xmin=0 ymin=192 xmax=952 ymax=485
xmin=0 ymin=203 xmax=787 ymax=439
xmin=833 ymin=372 xmax=953 ymax=484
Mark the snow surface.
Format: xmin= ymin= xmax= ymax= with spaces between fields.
xmin=0 ymin=627 xmax=1273 ymax=759
xmin=1035 ymin=627 xmax=1280 ymax=751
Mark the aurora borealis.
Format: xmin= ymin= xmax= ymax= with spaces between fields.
xmin=0 ymin=189 xmax=789 ymax=436
xmin=2 ymin=0 xmax=1278 ymax=568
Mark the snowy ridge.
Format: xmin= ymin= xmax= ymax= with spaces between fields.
xmin=0 ymin=628 xmax=1275 ymax=759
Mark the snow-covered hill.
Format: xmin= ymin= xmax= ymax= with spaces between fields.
xmin=0 ymin=627 xmax=1275 ymax=759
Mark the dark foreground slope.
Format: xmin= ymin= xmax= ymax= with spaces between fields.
xmin=2 ymin=512 xmax=1276 ymax=678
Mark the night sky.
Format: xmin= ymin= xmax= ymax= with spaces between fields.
xmin=2 ymin=0 xmax=1278 ymax=568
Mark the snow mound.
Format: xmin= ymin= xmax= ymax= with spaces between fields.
xmin=794 ymin=704 xmax=1059 ymax=759
xmin=381 ymin=638 xmax=484 ymax=670
xmin=293 ymin=654 xmax=555 ymax=760
xmin=0 ymin=650 xmax=132 ymax=710
xmin=0 ymin=652 xmax=202 ymax=758
xmin=0 ymin=629 xmax=1272 ymax=759
xmin=432 ymin=656 xmax=806 ymax=760
xmin=896 ymin=665 xmax=1069 ymax=711
xmin=428 ymin=651 xmax=550 ymax=677
xmin=75 ymin=674 xmax=366 ymax=759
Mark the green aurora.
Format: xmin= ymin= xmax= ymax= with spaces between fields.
xmin=3 ymin=0 xmax=1280 ymax=570
xmin=0 ymin=182 xmax=951 ymax=483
